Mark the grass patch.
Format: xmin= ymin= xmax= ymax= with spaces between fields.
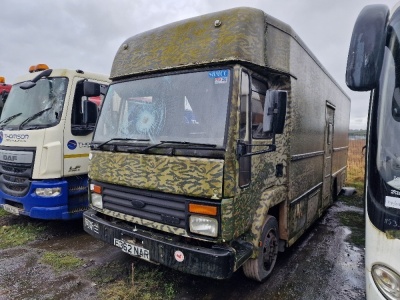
xmin=40 ymin=251 xmax=83 ymax=272
xmin=0 ymin=208 xmax=10 ymax=217
xmin=97 ymin=263 xmax=176 ymax=300
xmin=346 ymin=139 xmax=365 ymax=186
xmin=341 ymin=139 xmax=365 ymax=209
xmin=339 ymin=191 xmax=364 ymax=209
xmin=88 ymin=261 xmax=128 ymax=285
xmin=0 ymin=222 xmax=45 ymax=249
xmin=338 ymin=211 xmax=365 ymax=248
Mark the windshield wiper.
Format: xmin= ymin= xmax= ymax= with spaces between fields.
xmin=0 ymin=113 xmax=22 ymax=127
xmin=18 ymin=107 xmax=52 ymax=130
xmin=142 ymin=140 xmax=217 ymax=153
xmin=93 ymin=138 xmax=151 ymax=150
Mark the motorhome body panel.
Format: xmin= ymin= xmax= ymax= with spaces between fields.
xmin=281 ymin=31 xmax=350 ymax=244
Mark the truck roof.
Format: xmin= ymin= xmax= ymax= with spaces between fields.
xmin=111 ymin=7 xmax=318 ymax=79
xmin=111 ymin=6 xmax=348 ymax=98
xmin=14 ymin=69 xmax=110 ymax=84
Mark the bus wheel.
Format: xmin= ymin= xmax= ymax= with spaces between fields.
xmin=243 ymin=216 xmax=279 ymax=282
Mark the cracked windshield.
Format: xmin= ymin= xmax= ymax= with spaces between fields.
xmin=94 ymin=69 xmax=231 ymax=146
xmin=0 ymin=77 xmax=68 ymax=129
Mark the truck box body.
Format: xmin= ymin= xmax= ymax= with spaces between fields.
xmin=84 ymin=7 xmax=350 ymax=280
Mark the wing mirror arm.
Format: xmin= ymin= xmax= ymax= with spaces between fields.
xmin=236 ymin=140 xmax=276 ymax=159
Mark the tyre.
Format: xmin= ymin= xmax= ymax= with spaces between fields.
xmin=243 ymin=216 xmax=279 ymax=282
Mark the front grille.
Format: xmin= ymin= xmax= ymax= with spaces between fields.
xmin=0 ymin=161 xmax=33 ymax=197
xmin=101 ymin=183 xmax=187 ymax=228
xmin=0 ymin=163 xmax=32 ymax=177
xmin=0 ymin=173 xmax=31 ymax=196
xmin=3 ymin=174 xmax=26 ymax=183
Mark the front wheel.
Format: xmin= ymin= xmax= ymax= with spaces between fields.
xmin=243 ymin=216 xmax=279 ymax=282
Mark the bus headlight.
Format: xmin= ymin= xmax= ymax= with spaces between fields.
xmin=189 ymin=215 xmax=218 ymax=237
xmin=91 ymin=193 xmax=103 ymax=209
xmin=372 ymin=264 xmax=400 ymax=299
xmin=35 ymin=187 xmax=61 ymax=197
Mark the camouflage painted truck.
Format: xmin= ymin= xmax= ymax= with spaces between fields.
xmin=83 ymin=7 xmax=350 ymax=281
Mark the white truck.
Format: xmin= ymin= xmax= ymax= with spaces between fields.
xmin=0 ymin=64 xmax=109 ymax=220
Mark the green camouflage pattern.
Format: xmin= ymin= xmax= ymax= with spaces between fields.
xmin=97 ymin=207 xmax=187 ymax=236
xmin=91 ymin=6 xmax=351 ymax=265
xmin=111 ymin=8 xmax=266 ymax=79
xmin=89 ymin=152 xmax=224 ymax=199
xmin=219 ymin=72 xmax=291 ymax=248
xmin=234 ymin=80 xmax=291 ymax=254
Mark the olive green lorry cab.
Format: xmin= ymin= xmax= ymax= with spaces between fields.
xmin=83 ymin=7 xmax=350 ymax=281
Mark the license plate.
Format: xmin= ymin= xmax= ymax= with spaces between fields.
xmin=3 ymin=204 xmax=20 ymax=215
xmin=114 ymin=238 xmax=150 ymax=261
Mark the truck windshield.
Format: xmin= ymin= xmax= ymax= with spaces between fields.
xmin=376 ymin=16 xmax=400 ymax=189
xmin=94 ymin=69 xmax=231 ymax=147
xmin=0 ymin=77 xmax=68 ymax=129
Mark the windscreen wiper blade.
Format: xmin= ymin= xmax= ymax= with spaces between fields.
xmin=93 ymin=138 xmax=150 ymax=150
xmin=0 ymin=113 xmax=22 ymax=127
xmin=18 ymin=107 xmax=52 ymax=130
xmin=142 ymin=140 xmax=217 ymax=152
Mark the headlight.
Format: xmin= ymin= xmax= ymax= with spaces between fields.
xmin=91 ymin=193 xmax=103 ymax=209
xmin=35 ymin=187 xmax=61 ymax=197
xmin=372 ymin=264 xmax=400 ymax=299
xmin=189 ymin=215 xmax=218 ymax=237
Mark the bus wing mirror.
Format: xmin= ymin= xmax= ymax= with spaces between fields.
xmin=83 ymin=81 xmax=100 ymax=97
xmin=346 ymin=4 xmax=389 ymax=91
xmin=263 ymin=90 xmax=287 ymax=134
xmin=83 ymin=100 xmax=98 ymax=125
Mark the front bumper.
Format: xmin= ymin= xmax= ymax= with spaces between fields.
xmin=83 ymin=209 xmax=253 ymax=279
xmin=0 ymin=179 xmax=87 ymax=220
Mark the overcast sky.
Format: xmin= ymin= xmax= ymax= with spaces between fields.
xmin=1 ymin=0 xmax=398 ymax=129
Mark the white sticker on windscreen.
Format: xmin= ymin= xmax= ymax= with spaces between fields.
xmin=385 ymin=196 xmax=400 ymax=209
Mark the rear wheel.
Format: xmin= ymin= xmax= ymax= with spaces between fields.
xmin=243 ymin=216 xmax=279 ymax=282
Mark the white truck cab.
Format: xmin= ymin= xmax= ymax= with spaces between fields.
xmin=0 ymin=64 xmax=109 ymax=220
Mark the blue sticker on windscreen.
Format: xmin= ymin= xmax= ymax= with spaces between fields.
xmin=208 ymin=70 xmax=229 ymax=78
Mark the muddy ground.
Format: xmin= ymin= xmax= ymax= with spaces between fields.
xmin=0 ymin=196 xmax=365 ymax=300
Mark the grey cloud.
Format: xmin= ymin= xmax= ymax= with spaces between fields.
xmin=1 ymin=0 xmax=398 ymax=129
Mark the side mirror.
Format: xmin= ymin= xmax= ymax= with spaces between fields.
xmin=346 ymin=4 xmax=389 ymax=91
xmin=263 ymin=90 xmax=287 ymax=134
xmin=236 ymin=140 xmax=248 ymax=159
xmin=20 ymin=68 xmax=53 ymax=90
xmin=83 ymin=81 xmax=100 ymax=97
xmin=20 ymin=81 xmax=36 ymax=90
xmin=83 ymin=100 xmax=98 ymax=125
xmin=100 ymin=84 xmax=108 ymax=95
